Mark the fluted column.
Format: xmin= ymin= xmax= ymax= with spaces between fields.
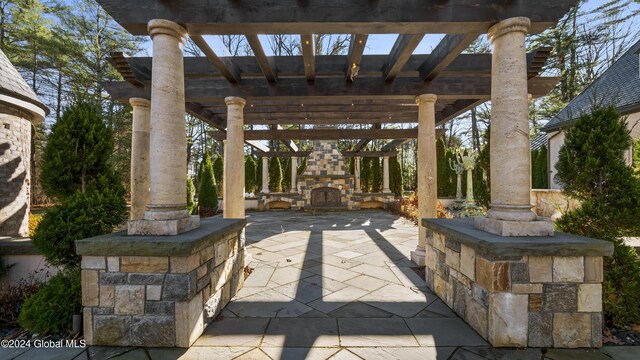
xmin=129 ymin=98 xmax=150 ymax=221
xmin=382 ymin=156 xmax=391 ymax=193
xmin=261 ymin=157 xmax=269 ymax=193
xmin=223 ymin=97 xmax=246 ymax=219
xmin=290 ymin=156 xmax=298 ymax=193
xmin=411 ymin=94 xmax=437 ymax=266
xmin=129 ymin=19 xmax=199 ymax=235
xmin=474 ymin=17 xmax=553 ymax=236
xmin=354 ymin=156 xmax=361 ymax=192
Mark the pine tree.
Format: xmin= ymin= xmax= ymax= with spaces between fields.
xmin=269 ymin=157 xmax=282 ymax=192
xmin=213 ymin=155 xmax=223 ymax=195
xmin=198 ymin=149 xmax=218 ymax=217
xmin=371 ymin=157 xmax=382 ymax=192
xmin=34 ymin=102 xmax=127 ymax=268
xmin=389 ymin=156 xmax=403 ymax=197
xmin=245 ymin=155 xmax=257 ymax=194
xmin=256 ymin=156 xmax=263 ymax=191
xmin=186 ymin=176 xmax=196 ymax=214
xmin=281 ymin=157 xmax=291 ymax=192
xmin=555 ymin=105 xmax=640 ymax=327
xmin=360 ymin=157 xmax=371 ymax=192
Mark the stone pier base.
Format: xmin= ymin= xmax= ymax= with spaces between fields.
xmin=422 ymin=218 xmax=613 ymax=348
xmin=76 ymin=218 xmax=246 ymax=347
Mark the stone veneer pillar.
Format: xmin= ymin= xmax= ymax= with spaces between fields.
xmin=261 ymin=157 xmax=269 ymax=193
xmin=382 ymin=156 xmax=391 ymax=193
xmin=129 ymin=98 xmax=150 ymax=221
xmin=474 ymin=17 xmax=553 ymax=237
xmin=290 ymin=156 xmax=298 ymax=193
xmin=354 ymin=156 xmax=361 ymax=192
xmin=223 ymin=97 xmax=246 ymax=219
xmin=411 ymin=94 xmax=438 ymax=266
xmin=128 ymin=19 xmax=199 ymax=236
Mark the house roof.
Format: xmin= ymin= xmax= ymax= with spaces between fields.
xmin=530 ymin=132 xmax=547 ymax=151
xmin=0 ymin=48 xmax=48 ymax=121
xmin=543 ymin=39 xmax=640 ymax=132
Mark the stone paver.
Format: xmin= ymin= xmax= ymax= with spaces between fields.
xmin=9 ymin=211 xmax=637 ymax=359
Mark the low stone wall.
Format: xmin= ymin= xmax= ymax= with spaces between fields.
xmin=76 ymin=218 xmax=246 ymax=347
xmin=531 ymin=189 xmax=580 ymax=220
xmin=422 ymin=218 xmax=613 ymax=348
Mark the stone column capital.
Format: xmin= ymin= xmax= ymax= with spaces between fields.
xmin=487 ymin=17 xmax=531 ymax=43
xmin=148 ymin=19 xmax=187 ymax=43
xmin=415 ymin=94 xmax=437 ymax=105
xmin=225 ymin=96 xmax=246 ymax=107
xmin=383 ymin=155 xmax=390 ymax=160
xmin=129 ymin=98 xmax=150 ymax=108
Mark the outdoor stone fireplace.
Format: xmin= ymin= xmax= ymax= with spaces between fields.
xmin=258 ymin=138 xmax=395 ymax=210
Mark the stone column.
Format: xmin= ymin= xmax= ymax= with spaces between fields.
xmin=474 ymin=17 xmax=553 ymax=236
xmin=354 ymin=156 xmax=361 ymax=192
xmin=261 ymin=157 xmax=269 ymax=193
xmin=290 ymin=156 xmax=298 ymax=193
xmin=129 ymin=98 xmax=151 ymax=221
xmin=223 ymin=97 xmax=246 ymax=219
xmin=382 ymin=156 xmax=391 ymax=193
xmin=411 ymin=94 xmax=437 ymax=266
xmin=129 ymin=19 xmax=199 ymax=235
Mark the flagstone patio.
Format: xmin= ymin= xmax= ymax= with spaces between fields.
xmin=2 ymin=210 xmax=638 ymax=359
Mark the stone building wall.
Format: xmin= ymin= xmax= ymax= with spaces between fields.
xmin=79 ymin=220 xmax=246 ymax=347
xmin=0 ymin=104 xmax=33 ymax=237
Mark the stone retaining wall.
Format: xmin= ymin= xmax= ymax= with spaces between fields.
xmin=77 ymin=218 xmax=246 ymax=347
xmin=422 ymin=218 xmax=613 ymax=348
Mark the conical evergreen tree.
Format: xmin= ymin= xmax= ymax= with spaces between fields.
xmin=360 ymin=157 xmax=371 ymax=192
xmin=256 ymin=156 xmax=263 ymax=191
xmin=187 ymin=176 xmax=196 ymax=214
xmin=371 ymin=157 xmax=382 ymax=192
xmin=555 ymin=105 xmax=640 ymax=327
xmin=41 ymin=102 xmax=114 ymax=200
xmin=198 ymin=149 xmax=218 ymax=217
xmin=269 ymin=157 xmax=282 ymax=192
xmin=436 ymin=139 xmax=447 ymax=197
xmin=389 ymin=156 xmax=403 ymax=197
xmin=245 ymin=155 xmax=257 ymax=194
xmin=213 ymin=155 xmax=224 ymax=195
xmin=281 ymin=157 xmax=291 ymax=192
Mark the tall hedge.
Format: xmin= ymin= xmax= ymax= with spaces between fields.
xmin=245 ymin=155 xmax=257 ymax=194
xmin=198 ymin=149 xmax=218 ymax=216
xmin=389 ymin=156 xmax=403 ymax=197
xmin=436 ymin=139 xmax=448 ymax=196
xmin=256 ymin=156 xmax=263 ymax=191
xmin=371 ymin=157 xmax=382 ymax=192
xmin=555 ymin=105 xmax=640 ymax=327
xmin=213 ymin=155 xmax=224 ymax=195
xmin=269 ymin=157 xmax=282 ymax=192
xmin=281 ymin=157 xmax=292 ymax=192
xmin=360 ymin=157 xmax=371 ymax=192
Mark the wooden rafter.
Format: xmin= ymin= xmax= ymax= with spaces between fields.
xmin=352 ymin=124 xmax=381 ymax=151
xmin=346 ymin=34 xmax=368 ymax=82
xmin=419 ymin=33 xmax=481 ymax=81
xmin=300 ymin=34 xmax=315 ymax=82
xmin=382 ymin=34 xmax=424 ymax=82
xmin=208 ymin=128 xmax=417 ymax=141
xmin=245 ymin=35 xmax=278 ymax=83
xmin=190 ymin=35 xmax=241 ymax=83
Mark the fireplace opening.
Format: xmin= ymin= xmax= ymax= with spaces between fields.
xmin=311 ymin=187 xmax=341 ymax=207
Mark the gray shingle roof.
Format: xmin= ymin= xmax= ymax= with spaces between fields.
xmin=530 ymin=132 xmax=547 ymax=151
xmin=542 ymin=39 xmax=640 ymax=132
xmin=0 ymin=48 xmax=48 ymax=117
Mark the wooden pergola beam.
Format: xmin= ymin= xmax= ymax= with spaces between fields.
xmin=245 ymin=35 xmax=278 ymax=83
xmin=382 ymin=34 xmax=424 ymax=82
xmin=346 ymin=34 xmax=368 ymax=82
xmin=419 ymin=33 xmax=481 ymax=81
xmin=208 ymin=128 xmax=418 ymax=141
xmin=254 ymin=150 xmax=398 ymax=158
xmin=97 ymin=0 xmax=576 ymax=35
xmin=103 ymin=75 xmax=559 ymax=101
xmin=352 ymin=124 xmax=381 ymax=151
xmin=190 ymin=35 xmax=241 ymax=83
xmin=300 ymin=34 xmax=315 ymax=82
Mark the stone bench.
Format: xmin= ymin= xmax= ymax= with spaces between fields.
xmin=422 ymin=218 xmax=613 ymax=348
xmin=76 ymin=217 xmax=246 ymax=347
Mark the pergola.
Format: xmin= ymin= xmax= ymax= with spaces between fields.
xmin=79 ymin=0 xmax=615 ymax=350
